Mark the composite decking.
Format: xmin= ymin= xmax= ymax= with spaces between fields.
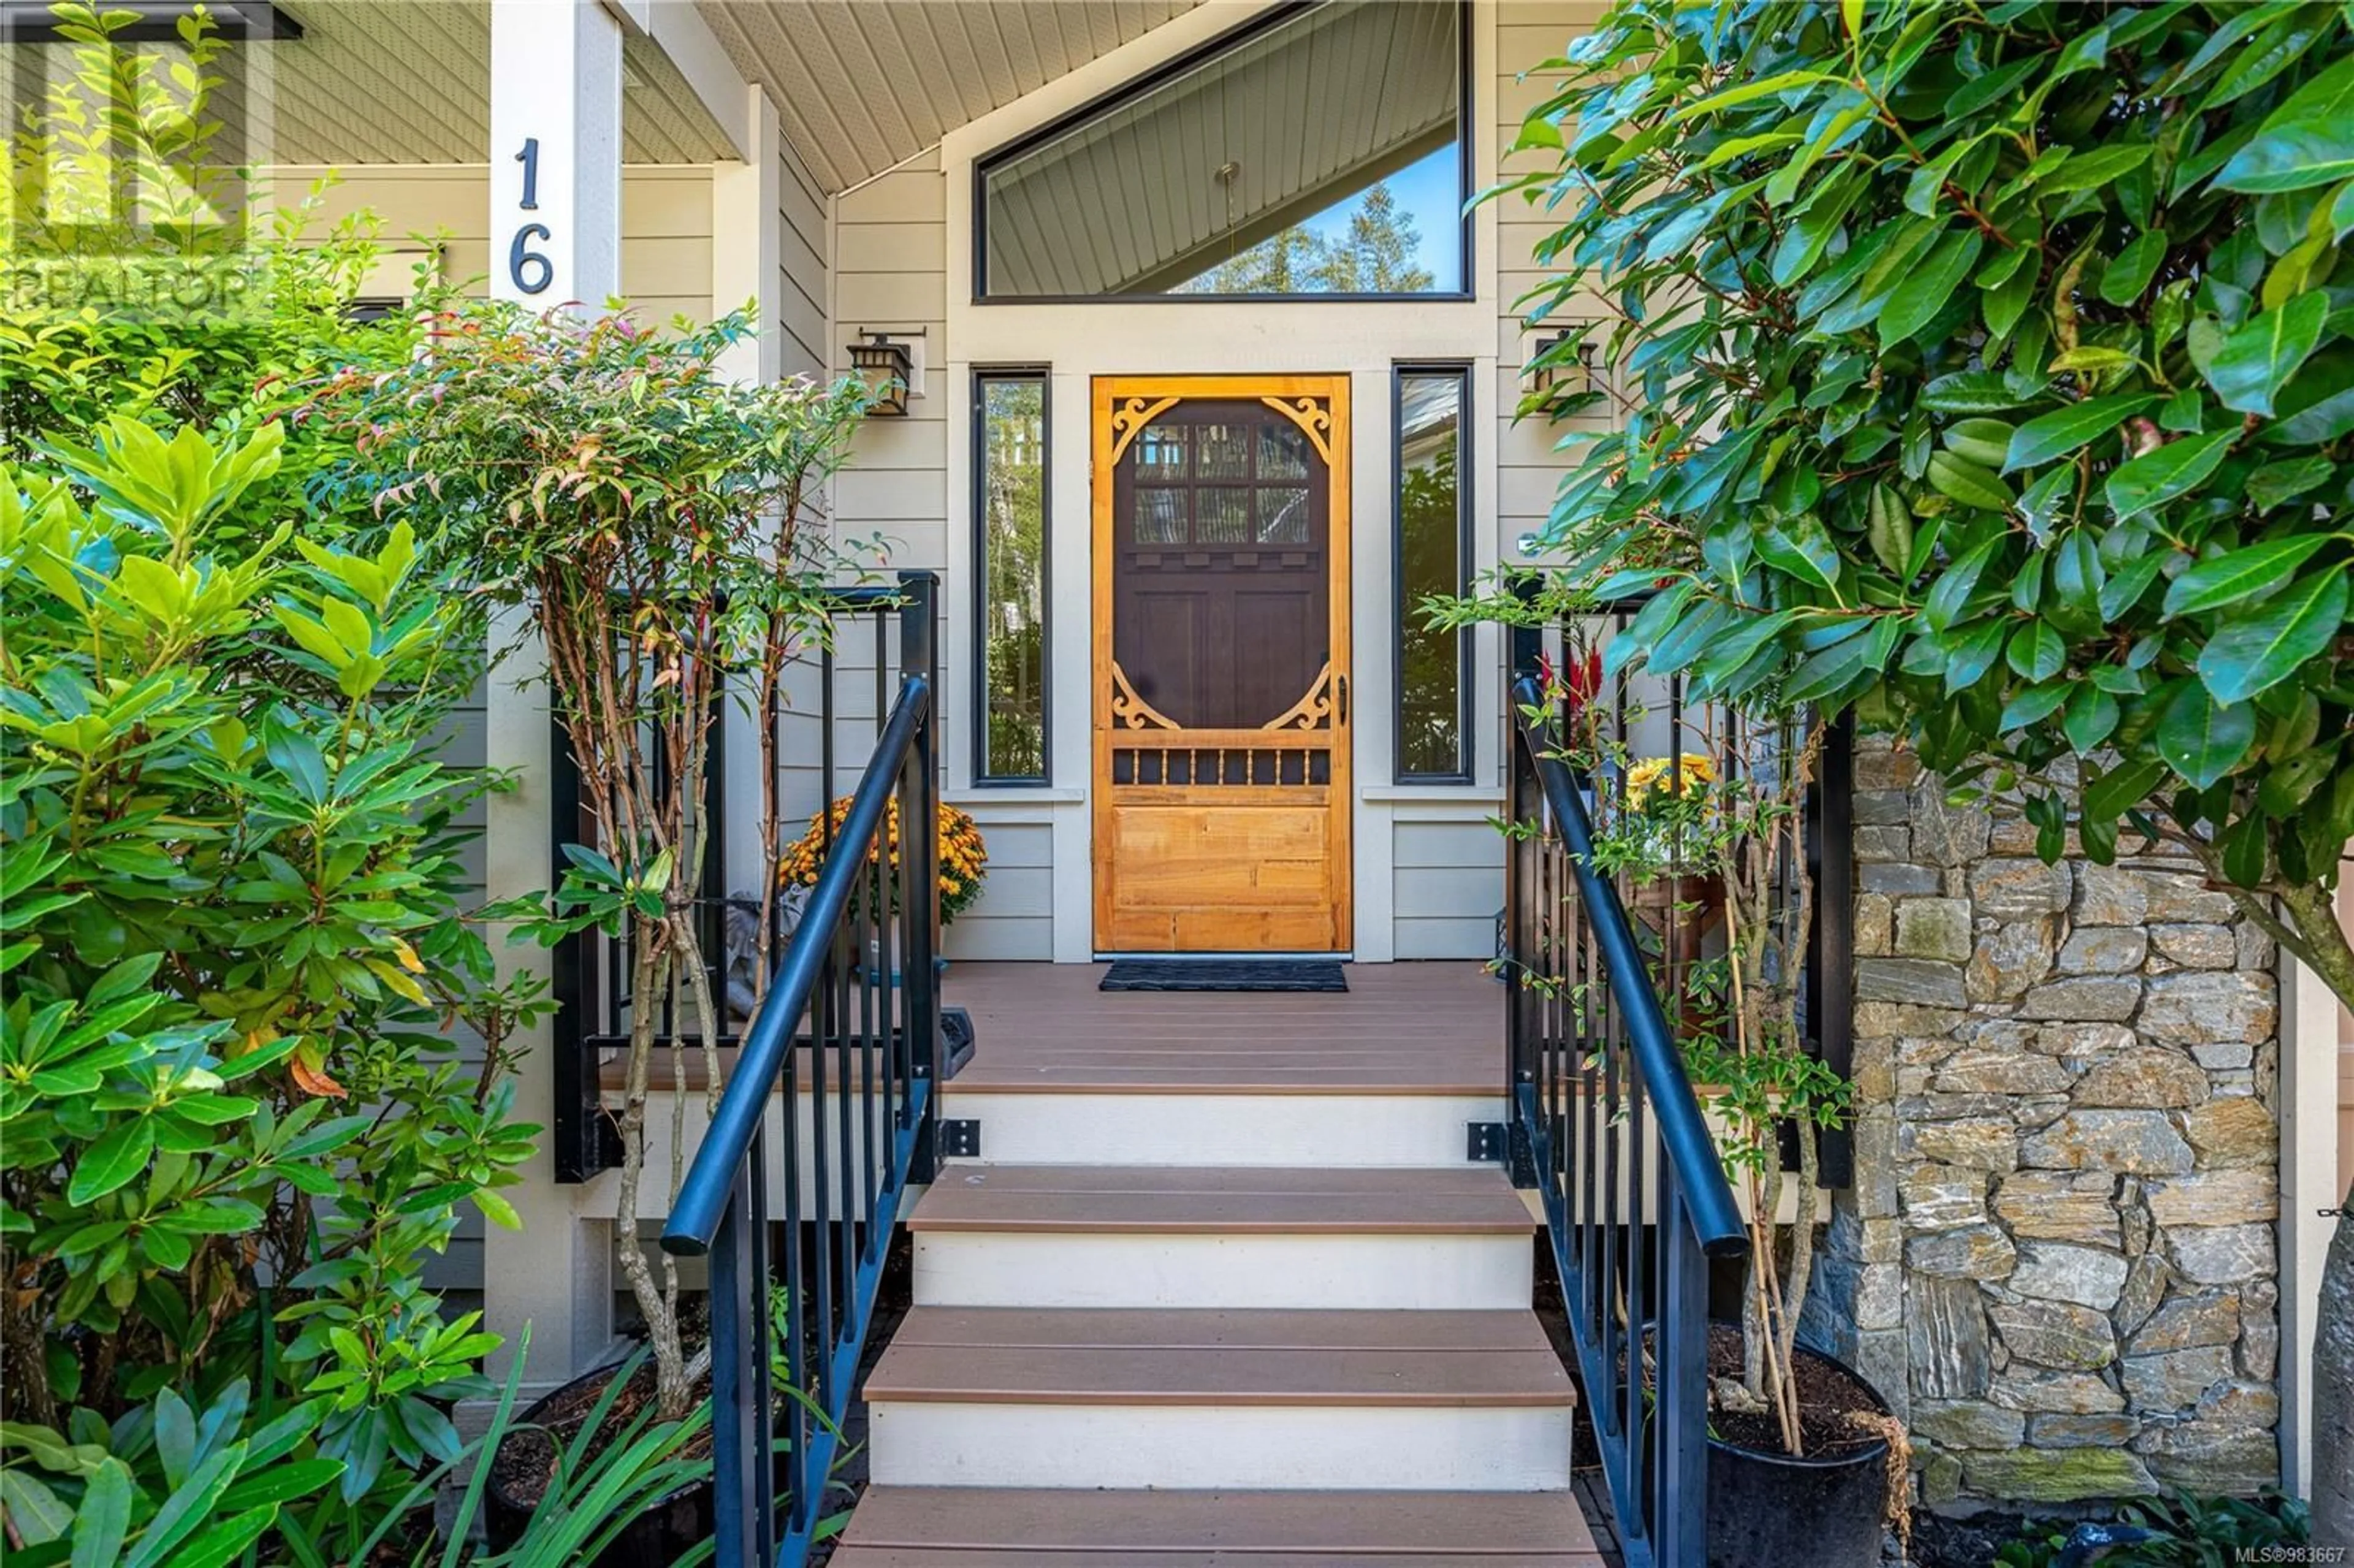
xmin=831 ymin=961 xmax=1604 ymax=1566
xmin=944 ymin=959 xmax=1503 ymax=1094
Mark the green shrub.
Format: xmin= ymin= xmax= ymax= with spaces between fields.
xmin=0 ymin=417 xmax=539 ymax=1553
xmin=1489 ymin=0 xmax=2354 ymax=998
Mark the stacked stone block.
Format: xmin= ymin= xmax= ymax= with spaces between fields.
xmin=1803 ymin=739 xmax=2281 ymax=1509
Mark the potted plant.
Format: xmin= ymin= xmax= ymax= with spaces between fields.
xmin=1540 ymin=645 xmax=1899 ymax=1567
xmin=780 ymin=795 xmax=988 ymax=981
xmin=322 ymin=302 xmax=874 ymax=1550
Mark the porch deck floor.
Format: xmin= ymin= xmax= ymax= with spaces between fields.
xmin=944 ymin=960 xmax=1503 ymax=1094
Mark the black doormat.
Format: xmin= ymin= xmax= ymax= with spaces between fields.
xmin=1099 ymin=959 xmax=1347 ymax=992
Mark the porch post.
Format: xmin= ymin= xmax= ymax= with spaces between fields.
xmin=480 ymin=0 xmax=625 ymax=1387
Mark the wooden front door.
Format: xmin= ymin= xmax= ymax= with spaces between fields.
xmin=1092 ymin=375 xmax=1352 ymax=953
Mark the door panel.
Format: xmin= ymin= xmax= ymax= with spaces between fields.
xmin=1092 ymin=376 xmax=1352 ymax=953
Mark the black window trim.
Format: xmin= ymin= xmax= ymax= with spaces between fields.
xmin=972 ymin=365 xmax=1054 ymax=786
xmin=970 ymin=0 xmax=1476 ymax=307
xmin=1392 ymin=360 xmax=1475 ymax=786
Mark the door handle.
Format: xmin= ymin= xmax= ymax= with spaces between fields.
xmin=1335 ymin=674 xmax=1348 ymax=725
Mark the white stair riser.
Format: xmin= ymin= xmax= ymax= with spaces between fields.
xmin=945 ymin=1092 xmax=1502 ymax=1167
xmin=867 ymin=1402 xmax=1574 ymax=1491
xmin=914 ymin=1231 xmax=1531 ymax=1311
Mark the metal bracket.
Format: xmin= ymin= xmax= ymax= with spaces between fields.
xmin=938 ymin=1119 xmax=981 ymax=1160
xmin=1467 ymin=1122 xmax=1509 ymax=1163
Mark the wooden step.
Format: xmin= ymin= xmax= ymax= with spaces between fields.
xmin=866 ymin=1307 xmax=1573 ymax=1406
xmin=833 ymin=1486 xmax=1604 ymax=1564
xmin=910 ymin=1163 xmax=1536 ymax=1234
xmin=910 ymin=1164 xmax=1537 ymax=1311
xmin=863 ymin=1308 xmax=1577 ymax=1491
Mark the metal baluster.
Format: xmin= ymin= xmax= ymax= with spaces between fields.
xmin=748 ymin=1116 xmax=777 ymax=1563
xmin=709 ymin=1175 xmax=758 ymax=1568
xmin=779 ymin=978 xmax=808 ymax=1540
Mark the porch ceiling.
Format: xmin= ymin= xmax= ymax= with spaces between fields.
xmin=89 ymin=1 xmax=738 ymax=166
xmin=693 ymin=0 xmax=1211 ymax=194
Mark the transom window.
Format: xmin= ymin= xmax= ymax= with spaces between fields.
xmin=977 ymin=1 xmax=1468 ymax=301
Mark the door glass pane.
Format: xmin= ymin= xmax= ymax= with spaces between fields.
xmin=1259 ymin=423 xmax=1310 ymax=481
xmin=1197 ymin=487 xmax=1251 ymax=543
xmin=1134 ymin=487 xmax=1187 ymax=542
xmin=1396 ymin=368 xmax=1468 ymax=779
xmin=1256 ymin=487 xmax=1309 ymax=544
xmin=1134 ymin=426 xmax=1189 ymax=481
xmin=1196 ymin=424 xmax=1252 ymax=481
xmin=978 ymin=373 xmax=1048 ymax=780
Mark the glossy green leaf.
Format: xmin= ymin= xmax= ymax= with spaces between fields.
xmin=2098 ymin=231 xmax=2166 ymax=305
xmin=1922 ymin=371 xmax=2033 ymax=413
xmin=1865 ymin=484 xmax=1913 ymax=575
xmin=69 ymin=1460 xmax=132 ymax=1568
xmin=2002 ymin=393 xmax=2162 ymax=472
xmin=1945 ymin=618 xmax=2010 ymax=694
xmin=1925 ymin=450 xmax=2016 ymax=511
xmin=2220 ymin=811 xmax=2270 ymax=888
xmin=2006 ymin=622 xmax=2066 ymax=682
xmin=2062 ymin=685 xmax=2120 ymax=752
xmin=2000 ymin=682 xmax=2068 ymax=731
xmin=2103 ymin=429 xmax=2237 ymax=518
xmin=2156 ymin=683 xmax=2256 ymax=789
xmin=2042 ymin=143 xmax=2151 ymax=193
xmin=2197 ymin=570 xmax=2351 ymax=704
xmin=2215 ymin=118 xmax=2354 ymax=193
xmin=67 ymin=1116 xmax=155 ymax=1205
xmin=2204 ymin=292 xmax=2329 ymax=416
xmin=2099 ymin=553 xmax=2169 ymax=620
xmin=1756 ymin=517 xmax=1844 ymax=596
xmin=2162 ymin=536 xmax=2333 ymax=617
xmin=0 ymin=1471 xmax=71 ymax=1545
xmin=1922 ymin=535 xmax=2003 ymax=632
xmin=1881 ymin=230 xmax=1983 ymax=344
xmin=2084 ymin=758 xmax=2167 ymax=822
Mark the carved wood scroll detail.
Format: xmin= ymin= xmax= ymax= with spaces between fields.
xmin=1261 ymin=396 xmax=1335 ymax=465
xmin=1110 ymin=660 xmax=1180 ymax=731
xmin=1262 ymin=661 xmax=1335 ymax=732
xmin=1107 ymin=396 xmax=1183 ymax=467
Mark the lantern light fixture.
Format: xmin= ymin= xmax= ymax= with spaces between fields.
xmin=848 ymin=329 xmax=923 ymax=416
xmin=1526 ymin=325 xmax=1597 ymax=397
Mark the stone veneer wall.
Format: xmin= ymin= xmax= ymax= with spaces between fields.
xmin=1802 ymin=737 xmax=2282 ymax=1510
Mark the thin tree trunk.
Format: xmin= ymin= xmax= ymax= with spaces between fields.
xmin=2315 ymin=1189 xmax=2354 ymax=1550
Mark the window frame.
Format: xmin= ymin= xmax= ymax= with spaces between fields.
xmin=1391 ymin=361 xmax=1474 ymax=785
xmin=970 ymin=0 xmax=1476 ymax=306
xmin=971 ymin=366 xmax=1054 ymax=786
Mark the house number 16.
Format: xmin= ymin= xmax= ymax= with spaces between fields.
xmin=509 ymin=137 xmax=552 ymax=294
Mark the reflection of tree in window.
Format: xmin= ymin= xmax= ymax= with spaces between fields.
xmin=1398 ymin=372 xmax=1464 ymax=778
xmin=981 ymin=378 xmax=1046 ymax=778
xmin=1179 ymin=180 xmax=1437 ymax=296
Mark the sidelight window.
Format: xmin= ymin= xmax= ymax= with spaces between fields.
xmin=1394 ymin=365 xmax=1470 ymax=782
xmin=975 ymin=371 xmax=1049 ymax=782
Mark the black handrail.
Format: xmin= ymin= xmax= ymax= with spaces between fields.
xmin=659 ymin=579 xmax=943 ymax=1566
xmin=1504 ymin=618 xmax=1747 ymax=1568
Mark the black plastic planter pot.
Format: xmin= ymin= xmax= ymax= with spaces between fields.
xmin=1702 ymin=1339 xmax=1893 ymax=1568
xmin=484 ymin=1362 xmax=712 ymax=1568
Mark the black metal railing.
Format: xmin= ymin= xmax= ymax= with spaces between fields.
xmin=550 ymin=577 xmax=931 ymax=1182
xmin=660 ymin=579 xmax=943 ymax=1566
xmin=1503 ymin=614 xmax=1750 ymax=1568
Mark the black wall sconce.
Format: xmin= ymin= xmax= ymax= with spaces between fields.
xmin=849 ymin=329 xmax=923 ymax=416
xmin=1526 ymin=325 xmax=1597 ymax=397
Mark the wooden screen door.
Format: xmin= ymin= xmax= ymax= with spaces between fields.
xmin=1091 ymin=375 xmax=1352 ymax=953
